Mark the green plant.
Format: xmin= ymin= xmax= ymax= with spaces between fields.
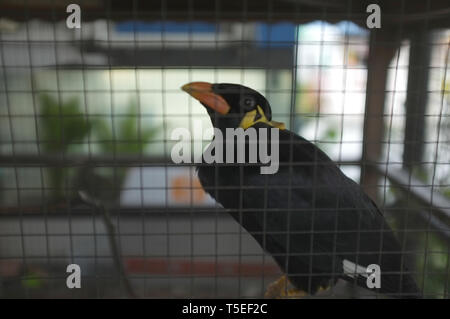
xmin=39 ymin=94 xmax=91 ymax=200
xmin=96 ymin=101 xmax=159 ymax=155
xmin=40 ymin=94 xmax=91 ymax=153
xmin=416 ymin=233 xmax=450 ymax=298
xmin=93 ymin=100 xmax=160 ymax=186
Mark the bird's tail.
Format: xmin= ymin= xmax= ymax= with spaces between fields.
xmin=383 ymin=271 xmax=422 ymax=299
xmin=399 ymin=273 xmax=422 ymax=299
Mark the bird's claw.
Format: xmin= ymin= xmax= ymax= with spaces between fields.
xmin=264 ymin=275 xmax=308 ymax=299
xmin=264 ymin=275 xmax=288 ymax=298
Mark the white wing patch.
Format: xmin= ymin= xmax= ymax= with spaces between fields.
xmin=342 ymin=259 xmax=369 ymax=279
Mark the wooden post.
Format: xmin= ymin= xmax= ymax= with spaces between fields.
xmin=360 ymin=30 xmax=400 ymax=202
xmin=403 ymin=30 xmax=431 ymax=171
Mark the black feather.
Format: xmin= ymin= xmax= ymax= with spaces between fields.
xmin=197 ymin=122 xmax=421 ymax=298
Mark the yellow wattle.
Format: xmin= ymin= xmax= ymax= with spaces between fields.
xmin=239 ymin=105 xmax=286 ymax=130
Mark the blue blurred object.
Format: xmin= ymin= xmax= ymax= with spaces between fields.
xmin=115 ymin=21 xmax=297 ymax=49
xmin=256 ymin=23 xmax=296 ymax=47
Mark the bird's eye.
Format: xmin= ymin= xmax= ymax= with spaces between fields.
xmin=240 ymin=96 xmax=256 ymax=110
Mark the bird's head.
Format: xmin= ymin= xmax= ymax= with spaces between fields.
xmin=181 ymin=82 xmax=285 ymax=132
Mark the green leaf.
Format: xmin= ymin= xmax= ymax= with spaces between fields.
xmin=95 ymin=100 xmax=160 ymax=154
xmin=39 ymin=94 xmax=91 ymax=152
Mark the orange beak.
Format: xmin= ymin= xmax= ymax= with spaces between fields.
xmin=181 ymin=82 xmax=231 ymax=115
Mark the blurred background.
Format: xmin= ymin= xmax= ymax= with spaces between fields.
xmin=0 ymin=0 xmax=448 ymax=298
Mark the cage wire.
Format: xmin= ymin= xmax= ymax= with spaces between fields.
xmin=0 ymin=0 xmax=449 ymax=299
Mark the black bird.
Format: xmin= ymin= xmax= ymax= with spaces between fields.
xmin=181 ymin=82 xmax=421 ymax=298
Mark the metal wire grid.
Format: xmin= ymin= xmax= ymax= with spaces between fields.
xmin=0 ymin=0 xmax=449 ymax=298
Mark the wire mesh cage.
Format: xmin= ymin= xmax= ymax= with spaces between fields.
xmin=0 ymin=0 xmax=449 ymax=299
